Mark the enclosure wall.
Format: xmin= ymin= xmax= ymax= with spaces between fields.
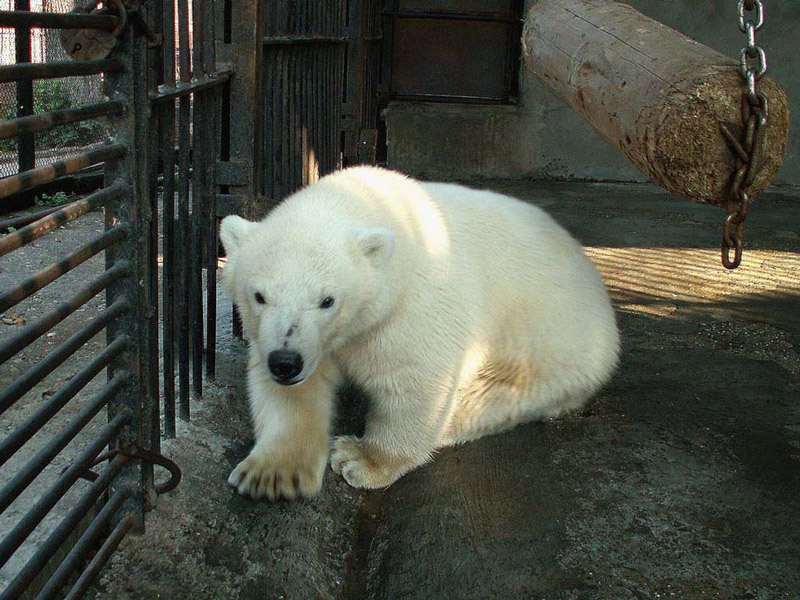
xmin=386 ymin=0 xmax=798 ymax=187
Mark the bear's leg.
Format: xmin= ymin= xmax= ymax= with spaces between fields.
xmin=228 ymin=365 xmax=335 ymax=500
xmin=330 ymin=379 xmax=446 ymax=489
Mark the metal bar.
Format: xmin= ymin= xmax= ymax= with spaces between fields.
xmin=0 ymin=144 xmax=126 ymax=199
xmin=0 ymin=298 xmax=127 ymax=414
xmin=0 ymin=100 xmax=124 ymax=140
xmin=264 ymin=34 xmax=347 ymax=44
xmin=0 ymin=451 xmax=130 ymax=599
xmin=0 ymin=336 xmax=129 ymax=466
xmin=191 ymin=0 xmax=207 ymax=400
xmin=0 ymin=416 xmax=128 ymax=572
xmin=149 ymin=70 xmax=233 ymax=104
xmin=0 ymin=58 xmax=124 ymax=83
xmin=35 ymin=486 xmax=133 ymax=600
xmin=177 ymin=96 xmax=191 ymax=419
xmin=381 ymin=9 xmax=520 ymax=23
xmin=0 ymin=375 xmax=127 ymax=514
xmin=0 ymin=205 xmax=59 ymax=232
xmin=0 ymin=182 xmax=125 ymax=257
xmin=0 ymin=10 xmax=119 ymax=30
xmin=160 ymin=0 xmax=177 ymax=440
xmin=0 ymin=261 xmax=129 ymax=365
xmin=0 ymin=225 xmax=127 ymax=314
xmin=62 ymin=513 xmax=136 ymax=600
xmin=14 ymin=0 xmax=34 ymax=212
xmin=203 ymin=0 xmax=218 ymax=379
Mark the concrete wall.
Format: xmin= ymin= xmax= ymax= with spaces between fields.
xmin=386 ymin=0 xmax=798 ymax=186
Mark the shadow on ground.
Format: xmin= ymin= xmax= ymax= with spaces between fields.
xmin=93 ymin=181 xmax=799 ymax=599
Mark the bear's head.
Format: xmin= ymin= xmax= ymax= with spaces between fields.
xmin=219 ymin=214 xmax=396 ymax=386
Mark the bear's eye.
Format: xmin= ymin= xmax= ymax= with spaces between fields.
xmin=254 ymin=292 xmax=266 ymax=305
xmin=319 ymin=296 xmax=335 ymax=309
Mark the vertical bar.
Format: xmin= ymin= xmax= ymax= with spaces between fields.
xmin=147 ymin=0 xmax=162 ymax=454
xmin=103 ymin=1 xmax=156 ymax=530
xmin=162 ymin=0 xmax=178 ymax=437
xmin=14 ymin=0 xmax=34 ymax=212
xmin=177 ymin=0 xmax=192 ymax=419
xmin=191 ymin=0 xmax=206 ymax=398
xmin=204 ymin=0 xmax=218 ymax=379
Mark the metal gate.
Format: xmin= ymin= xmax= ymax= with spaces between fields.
xmin=1 ymin=0 xmax=384 ymax=596
xmin=0 ymin=0 xmax=229 ymax=596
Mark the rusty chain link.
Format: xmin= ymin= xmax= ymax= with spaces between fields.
xmin=719 ymin=0 xmax=769 ymax=269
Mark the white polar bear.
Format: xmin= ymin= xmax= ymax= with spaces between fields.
xmin=220 ymin=167 xmax=619 ymax=500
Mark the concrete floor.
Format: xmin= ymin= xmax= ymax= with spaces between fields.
xmin=92 ymin=181 xmax=800 ymax=600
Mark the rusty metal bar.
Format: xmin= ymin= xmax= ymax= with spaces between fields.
xmin=35 ymin=485 xmax=134 ymax=600
xmin=0 ymin=143 xmax=126 ymax=199
xmin=0 ymin=448 xmax=130 ymax=598
xmin=0 ymin=10 xmax=119 ymax=30
xmin=0 ymin=57 xmax=124 ymax=83
xmin=62 ymin=513 xmax=136 ymax=600
xmin=0 ymin=100 xmax=124 ymax=140
xmin=176 ymin=0 xmax=191 ymax=419
xmin=0 ymin=225 xmax=127 ymax=313
xmin=150 ymin=70 xmax=232 ymax=104
xmin=0 ymin=299 xmax=128 ymax=414
xmin=13 ymin=0 xmax=34 ymax=213
xmin=264 ymin=34 xmax=347 ymax=44
xmin=160 ymin=0 xmax=177 ymax=438
xmin=0 ymin=336 xmax=129 ymax=466
xmin=0 ymin=374 xmax=127 ymax=513
xmin=0 ymin=205 xmax=59 ymax=232
xmin=0 ymin=416 xmax=128 ymax=572
xmin=0 ymin=182 xmax=125 ymax=257
xmin=0 ymin=261 xmax=128 ymax=364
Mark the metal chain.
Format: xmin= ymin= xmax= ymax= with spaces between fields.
xmin=720 ymin=0 xmax=769 ymax=269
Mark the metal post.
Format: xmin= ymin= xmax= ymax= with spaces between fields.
xmin=13 ymin=0 xmax=34 ymax=211
xmin=102 ymin=9 xmax=156 ymax=527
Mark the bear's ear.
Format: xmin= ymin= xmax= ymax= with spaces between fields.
xmin=356 ymin=227 xmax=395 ymax=267
xmin=220 ymin=215 xmax=256 ymax=256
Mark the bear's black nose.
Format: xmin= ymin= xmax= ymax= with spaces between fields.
xmin=267 ymin=350 xmax=304 ymax=383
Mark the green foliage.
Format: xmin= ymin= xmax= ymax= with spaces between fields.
xmin=1 ymin=79 xmax=105 ymax=154
xmin=36 ymin=191 xmax=74 ymax=207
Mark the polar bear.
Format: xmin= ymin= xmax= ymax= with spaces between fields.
xmin=220 ymin=167 xmax=619 ymax=500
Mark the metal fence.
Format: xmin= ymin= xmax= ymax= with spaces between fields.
xmin=0 ymin=0 xmax=228 ymax=597
xmin=0 ymin=0 xmax=105 ymax=182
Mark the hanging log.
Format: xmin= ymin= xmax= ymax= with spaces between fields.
xmin=522 ymin=0 xmax=789 ymax=206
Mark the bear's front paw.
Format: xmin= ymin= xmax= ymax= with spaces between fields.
xmin=228 ymin=449 xmax=325 ymax=501
xmin=330 ymin=435 xmax=416 ymax=489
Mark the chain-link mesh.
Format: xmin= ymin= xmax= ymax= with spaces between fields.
xmin=0 ymin=0 xmax=107 ymax=179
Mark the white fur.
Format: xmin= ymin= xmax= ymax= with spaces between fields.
xmin=220 ymin=167 xmax=620 ymax=499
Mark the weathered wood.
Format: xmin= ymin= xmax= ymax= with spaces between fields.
xmin=523 ymin=0 xmax=789 ymax=205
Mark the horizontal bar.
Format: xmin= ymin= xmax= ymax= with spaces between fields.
xmin=63 ymin=514 xmax=136 ymax=600
xmin=263 ymin=35 xmax=347 ymax=45
xmin=0 ymin=205 xmax=60 ymax=233
xmin=0 ymin=225 xmax=127 ymax=314
xmin=0 ymin=260 xmax=129 ymax=364
xmin=149 ymin=69 xmax=234 ymax=104
xmin=0 ymin=299 xmax=128 ymax=415
xmin=0 ymin=374 xmax=126 ymax=513
xmin=36 ymin=486 xmax=134 ymax=600
xmin=382 ymin=10 xmax=520 ymax=23
xmin=0 ymin=144 xmax=126 ymax=199
xmin=0 ymin=100 xmax=124 ymax=140
xmin=0 ymin=415 xmax=128 ymax=571
xmin=0 ymin=10 xmax=119 ymax=30
xmin=0 ymin=335 xmax=129 ymax=466
xmin=0 ymin=58 xmax=124 ymax=84
xmin=0 ymin=182 xmax=126 ymax=258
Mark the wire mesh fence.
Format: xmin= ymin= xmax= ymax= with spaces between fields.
xmin=0 ymin=0 xmax=106 ymax=180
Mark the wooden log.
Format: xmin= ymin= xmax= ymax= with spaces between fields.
xmin=522 ymin=0 xmax=789 ymax=205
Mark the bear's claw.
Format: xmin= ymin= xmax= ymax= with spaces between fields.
xmin=228 ymin=452 xmax=323 ymax=501
xmin=331 ymin=435 xmax=410 ymax=490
